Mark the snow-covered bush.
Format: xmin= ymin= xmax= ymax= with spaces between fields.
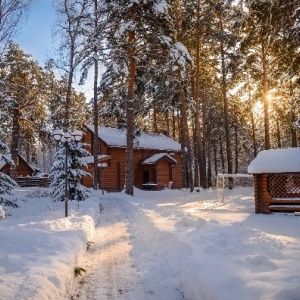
xmin=0 ymin=138 xmax=18 ymax=208
xmin=49 ymin=140 xmax=91 ymax=202
xmin=26 ymin=188 xmax=50 ymax=198
xmin=0 ymin=205 xmax=5 ymax=220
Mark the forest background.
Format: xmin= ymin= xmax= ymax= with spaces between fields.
xmin=0 ymin=0 xmax=299 ymax=195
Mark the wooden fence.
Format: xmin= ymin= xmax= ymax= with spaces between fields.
xmin=17 ymin=177 xmax=51 ymax=188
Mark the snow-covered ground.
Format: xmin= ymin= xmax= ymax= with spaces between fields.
xmin=1 ymin=187 xmax=300 ymax=300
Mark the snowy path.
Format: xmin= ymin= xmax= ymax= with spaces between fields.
xmin=71 ymin=198 xmax=183 ymax=300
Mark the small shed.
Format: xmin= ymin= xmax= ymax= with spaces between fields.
xmin=0 ymin=154 xmax=35 ymax=177
xmin=248 ymin=148 xmax=300 ymax=213
xmin=140 ymin=153 xmax=177 ymax=190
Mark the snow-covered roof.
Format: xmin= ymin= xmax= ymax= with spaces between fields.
xmin=30 ymin=164 xmax=40 ymax=172
xmin=141 ymin=153 xmax=177 ymax=165
xmin=34 ymin=172 xmax=48 ymax=178
xmin=86 ymin=125 xmax=181 ymax=151
xmin=0 ymin=154 xmax=13 ymax=170
xmin=82 ymin=155 xmax=111 ymax=164
xmin=248 ymin=148 xmax=300 ymax=174
xmin=0 ymin=155 xmax=8 ymax=169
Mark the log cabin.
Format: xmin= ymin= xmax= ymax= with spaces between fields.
xmin=248 ymin=148 xmax=300 ymax=213
xmin=82 ymin=125 xmax=182 ymax=191
xmin=0 ymin=154 xmax=36 ymax=177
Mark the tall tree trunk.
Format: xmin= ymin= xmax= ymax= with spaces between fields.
xmin=177 ymin=113 xmax=180 ymax=140
xmin=25 ymin=138 xmax=30 ymax=162
xmin=179 ymin=94 xmax=187 ymax=188
xmin=178 ymin=87 xmax=194 ymax=192
xmin=200 ymin=87 xmax=207 ymax=188
xmin=172 ymin=105 xmax=176 ymax=140
xmin=93 ymin=0 xmax=99 ymax=190
xmin=166 ymin=110 xmax=170 ymax=136
xmin=125 ymin=27 xmax=136 ymax=196
xmin=173 ymin=0 xmax=193 ymax=191
xmin=11 ymin=109 xmax=20 ymax=180
xmin=191 ymin=73 xmax=199 ymax=188
xmin=207 ymin=124 xmax=212 ymax=187
xmin=193 ymin=0 xmax=201 ymax=189
xmin=234 ymin=125 xmax=238 ymax=173
xmin=193 ymin=120 xmax=200 ymax=188
xmin=291 ymin=111 xmax=298 ymax=147
xmin=65 ymin=47 xmax=74 ymax=130
xmin=248 ymin=82 xmax=258 ymax=157
xmin=153 ymin=100 xmax=158 ymax=133
xmin=219 ymin=136 xmax=225 ymax=172
xmin=250 ymin=110 xmax=258 ymax=157
xmin=213 ymin=138 xmax=218 ymax=180
xmin=262 ymin=42 xmax=270 ymax=150
xmin=290 ymin=83 xmax=297 ymax=147
xmin=276 ymin=119 xmax=282 ymax=148
xmin=220 ymin=19 xmax=233 ymax=186
xmin=234 ymin=104 xmax=238 ymax=174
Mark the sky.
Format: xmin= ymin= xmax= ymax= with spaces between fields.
xmin=14 ymin=0 xmax=56 ymax=66
xmin=13 ymin=0 xmax=94 ymax=100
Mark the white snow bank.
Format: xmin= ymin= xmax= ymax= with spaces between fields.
xmin=0 ymin=188 xmax=99 ymax=300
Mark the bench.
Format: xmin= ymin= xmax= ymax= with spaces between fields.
xmin=269 ymin=197 xmax=300 ymax=212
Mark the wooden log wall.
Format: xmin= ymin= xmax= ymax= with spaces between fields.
xmin=156 ymin=160 xmax=171 ymax=190
xmin=254 ymin=174 xmax=272 ymax=213
xmin=18 ymin=158 xmax=33 ymax=177
xmin=100 ymin=147 xmax=126 ymax=192
xmin=171 ymin=153 xmax=182 ymax=189
xmin=0 ymin=165 xmax=10 ymax=175
xmin=81 ymin=166 xmax=94 ymax=188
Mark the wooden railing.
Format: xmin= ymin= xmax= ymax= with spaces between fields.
xmin=267 ymin=173 xmax=300 ymax=198
xmin=17 ymin=177 xmax=51 ymax=188
xmin=267 ymin=173 xmax=300 ymax=212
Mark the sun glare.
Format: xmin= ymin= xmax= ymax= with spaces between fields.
xmin=253 ymin=101 xmax=264 ymax=116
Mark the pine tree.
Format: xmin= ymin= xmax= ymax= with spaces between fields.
xmin=68 ymin=140 xmax=92 ymax=200
xmin=0 ymin=42 xmax=47 ymax=179
xmin=49 ymin=140 xmax=91 ymax=202
xmin=102 ymin=0 xmax=179 ymax=195
xmin=237 ymin=0 xmax=294 ymax=150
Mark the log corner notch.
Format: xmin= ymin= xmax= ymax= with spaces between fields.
xmin=253 ymin=174 xmax=271 ymax=214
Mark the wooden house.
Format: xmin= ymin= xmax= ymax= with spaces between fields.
xmin=0 ymin=154 xmax=35 ymax=177
xmin=248 ymin=148 xmax=300 ymax=213
xmin=82 ymin=125 xmax=182 ymax=191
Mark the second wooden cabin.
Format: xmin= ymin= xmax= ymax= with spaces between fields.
xmin=248 ymin=148 xmax=300 ymax=213
xmin=82 ymin=125 xmax=182 ymax=191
